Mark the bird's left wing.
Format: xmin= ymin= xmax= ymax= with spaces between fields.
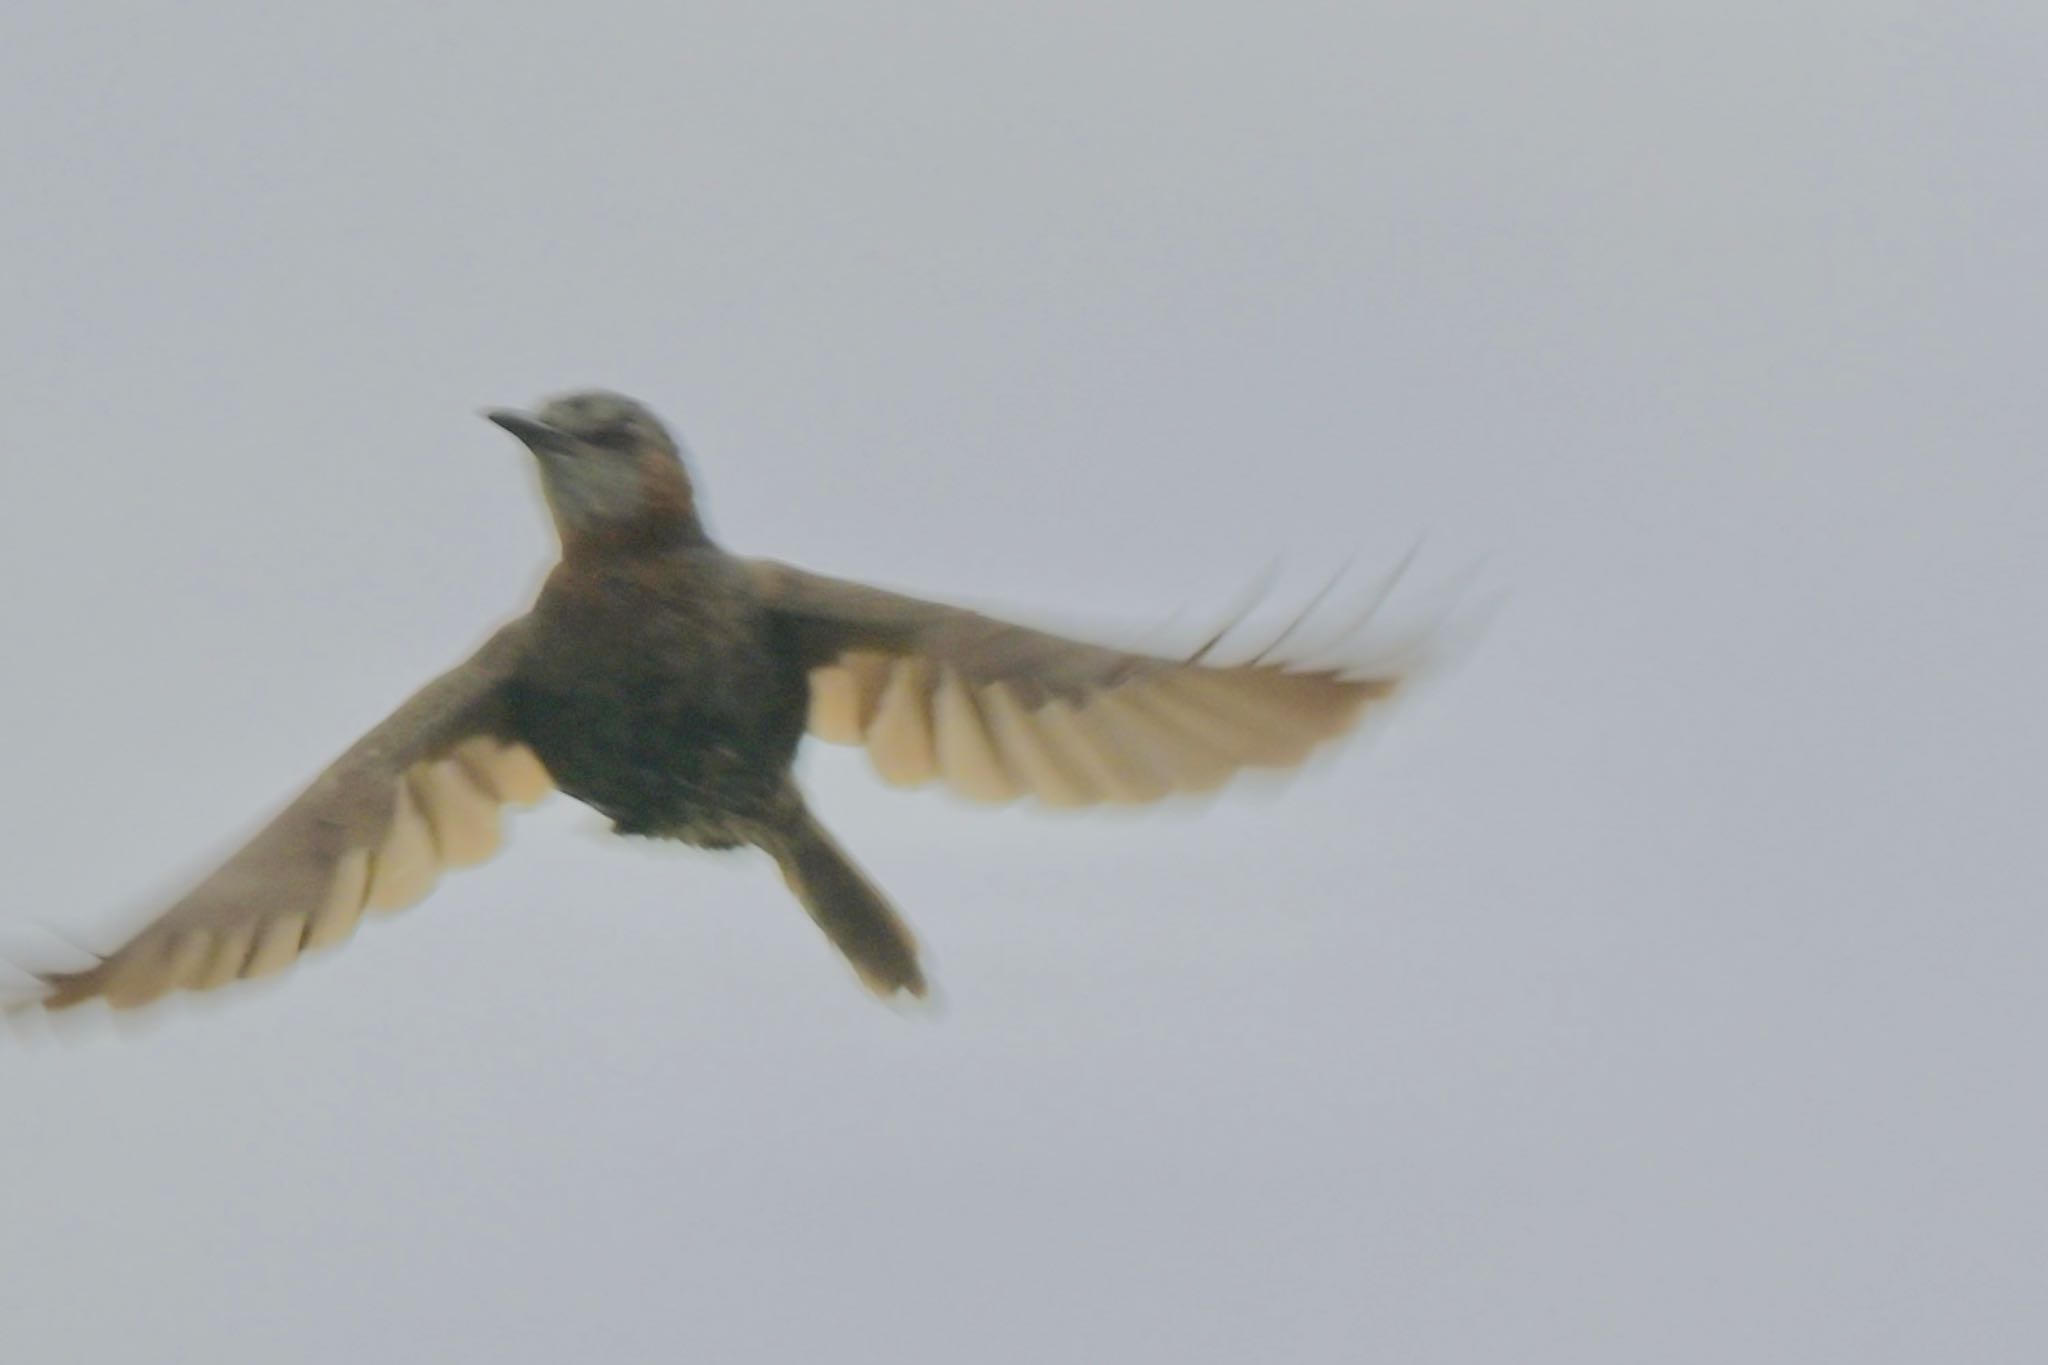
xmin=21 ymin=621 xmax=553 ymax=1012
xmin=750 ymin=559 xmax=1412 ymax=808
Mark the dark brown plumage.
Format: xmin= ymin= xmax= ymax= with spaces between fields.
xmin=21 ymin=391 xmax=1413 ymax=1013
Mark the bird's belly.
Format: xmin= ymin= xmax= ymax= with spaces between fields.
xmin=508 ymin=675 xmax=806 ymax=846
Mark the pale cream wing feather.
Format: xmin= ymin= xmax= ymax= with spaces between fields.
xmin=751 ymin=560 xmax=1406 ymax=808
xmin=28 ymin=623 xmax=553 ymax=1012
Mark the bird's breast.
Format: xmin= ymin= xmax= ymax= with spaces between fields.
xmin=507 ymin=561 xmax=809 ymax=839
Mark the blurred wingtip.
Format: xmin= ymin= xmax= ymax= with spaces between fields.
xmin=1187 ymin=557 xmax=1286 ymax=664
xmin=1162 ymin=544 xmax=1489 ymax=688
xmin=0 ymin=923 xmax=86 ymax=1019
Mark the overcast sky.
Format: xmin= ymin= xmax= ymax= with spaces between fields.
xmin=3 ymin=4 xmax=2043 ymax=1362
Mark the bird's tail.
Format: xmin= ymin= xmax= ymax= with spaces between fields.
xmin=758 ymin=805 xmax=927 ymax=1001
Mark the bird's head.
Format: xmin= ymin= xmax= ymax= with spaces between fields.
xmin=487 ymin=390 xmax=703 ymax=551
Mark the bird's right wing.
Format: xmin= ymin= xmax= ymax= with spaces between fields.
xmin=750 ymin=559 xmax=1413 ymax=808
xmin=19 ymin=621 xmax=554 ymax=1013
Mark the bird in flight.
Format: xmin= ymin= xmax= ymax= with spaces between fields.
xmin=17 ymin=391 xmax=1417 ymax=1014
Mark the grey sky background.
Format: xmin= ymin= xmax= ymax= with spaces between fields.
xmin=3 ymin=4 xmax=2043 ymax=1362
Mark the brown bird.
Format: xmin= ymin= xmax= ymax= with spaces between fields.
xmin=20 ymin=391 xmax=1413 ymax=1013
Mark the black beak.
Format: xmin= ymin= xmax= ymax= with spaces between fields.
xmin=485 ymin=408 xmax=576 ymax=457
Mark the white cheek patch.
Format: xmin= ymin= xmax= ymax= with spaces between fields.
xmin=541 ymin=452 xmax=652 ymax=531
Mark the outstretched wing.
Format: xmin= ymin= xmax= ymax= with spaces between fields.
xmin=751 ymin=559 xmax=1410 ymax=808
xmin=23 ymin=622 xmax=554 ymax=1012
